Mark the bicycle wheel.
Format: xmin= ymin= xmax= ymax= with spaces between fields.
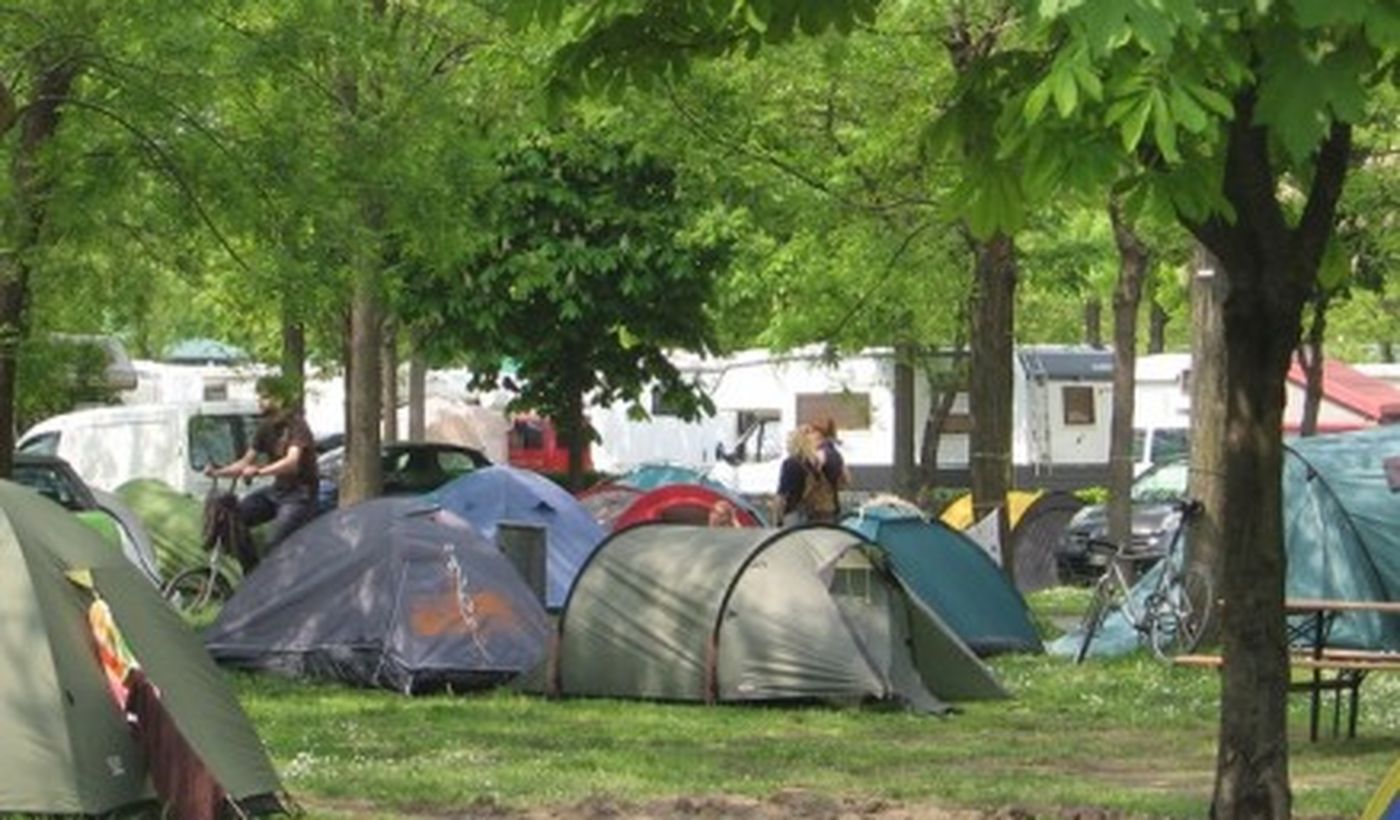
xmin=1148 ymin=566 xmax=1215 ymax=659
xmin=1074 ymin=574 xmax=1124 ymax=664
xmin=164 ymin=567 xmax=233 ymax=617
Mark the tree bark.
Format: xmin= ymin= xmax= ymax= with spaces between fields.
xmin=408 ymin=346 xmax=427 ymax=442
xmin=0 ymin=58 xmax=79 ymax=478
xmin=1188 ymin=244 xmax=1227 ymax=591
xmin=893 ymin=343 xmax=917 ymax=499
xmin=280 ymin=312 xmax=306 ymax=409
xmin=968 ymin=233 xmax=1016 ymax=577
xmin=1185 ymin=88 xmax=1351 ymax=819
xmin=1083 ymin=298 xmax=1104 ymax=348
xmin=340 ymin=268 xmax=383 ymax=507
xmin=1146 ymin=277 xmax=1170 ymax=354
xmin=380 ymin=315 xmax=398 ymax=442
xmin=1295 ymin=296 xmax=1328 ymax=437
xmin=1106 ymin=198 xmax=1147 ymax=549
xmin=564 ymin=388 xmax=587 ymax=491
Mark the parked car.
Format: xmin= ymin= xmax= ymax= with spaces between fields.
xmin=317 ymin=441 xmax=491 ymax=509
xmin=1055 ymin=459 xmax=1190 ymax=584
xmin=12 ymin=453 xmax=162 ymax=584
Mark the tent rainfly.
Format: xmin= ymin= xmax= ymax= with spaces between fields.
xmin=547 ymin=523 xmax=1007 ymax=712
xmin=205 ymin=497 xmax=551 ymax=693
xmin=941 ymin=490 xmax=1084 ymax=592
xmin=0 ymin=481 xmax=282 ymax=817
xmin=845 ymin=504 xmax=1043 ymax=656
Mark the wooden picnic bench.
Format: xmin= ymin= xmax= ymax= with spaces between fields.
xmin=1174 ymin=598 xmax=1400 ymax=741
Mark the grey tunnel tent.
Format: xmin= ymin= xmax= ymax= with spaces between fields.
xmin=205 ymin=496 xmax=551 ymax=693
xmin=547 ymin=523 xmax=1006 ymax=712
xmin=0 ymin=481 xmax=282 ymax=817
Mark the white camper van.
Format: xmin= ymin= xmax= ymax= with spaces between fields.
xmin=17 ymin=401 xmax=263 ymax=496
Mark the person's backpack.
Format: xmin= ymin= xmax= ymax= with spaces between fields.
xmin=800 ymin=461 xmax=839 ymax=518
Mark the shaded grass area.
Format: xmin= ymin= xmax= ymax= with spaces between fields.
xmin=235 ymin=638 xmax=1397 ymax=819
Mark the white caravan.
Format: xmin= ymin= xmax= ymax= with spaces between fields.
xmin=17 ymin=401 xmax=263 ymax=496
xmin=592 ymin=346 xmax=1118 ymax=494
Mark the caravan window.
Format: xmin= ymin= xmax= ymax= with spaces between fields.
xmin=189 ymin=414 xmax=261 ymax=471
xmin=1062 ymin=385 xmax=1096 ymax=425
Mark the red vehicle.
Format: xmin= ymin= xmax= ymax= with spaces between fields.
xmin=507 ymin=415 xmax=591 ymax=475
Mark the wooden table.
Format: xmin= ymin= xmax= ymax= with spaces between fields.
xmin=1285 ymin=598 xmax=1400 ymax=741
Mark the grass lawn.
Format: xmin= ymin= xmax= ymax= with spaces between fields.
xmin=232 ymin=588 xmax=1398 ymax=819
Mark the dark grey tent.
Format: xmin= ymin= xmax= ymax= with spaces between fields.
xmin=0 ymin=481 xmax=281 ymax=816
xmin=206 ymin=497 xmax=550 ymax=693
xmin=548 ymin=523 xmax=1006 ymax=712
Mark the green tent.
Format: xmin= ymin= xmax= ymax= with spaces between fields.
xmin=844 ymin=505 xmax=1043 ymax=656
xmin=0 ymin=481 xmax=282 ymax=815
xmin=549 ymin=523 xmax=1006 ymax=712
xmin=1283 ymin=424 xmax=1400 ymax=650
xmin=116 ymin=478 xmax=248 ymax=583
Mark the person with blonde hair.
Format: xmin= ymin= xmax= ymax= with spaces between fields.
xmin=772 ymin=424 xmax=840 ymax=525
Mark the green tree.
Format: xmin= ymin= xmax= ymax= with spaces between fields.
xmin=410 ymin=130 xmax=730 ymax=489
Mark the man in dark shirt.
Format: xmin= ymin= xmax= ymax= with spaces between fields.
xmin=208 ymin=375 xmax=319 ymax=556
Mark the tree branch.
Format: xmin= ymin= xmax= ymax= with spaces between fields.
xmin=1292 ymin=120 xmax=1352 ymax=277
xmin=52 ymin=96 xmax=254 ymax=274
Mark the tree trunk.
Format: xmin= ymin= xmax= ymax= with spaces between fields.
xmin=1083 ymin=298 xmax=1103 ymax=348
xmin=380 ymin=316 xmax=398 ymax=442
xmin=968 ymin=233 xmax=1016 ymax=577
xmin=1295 ymin=296 xmax=1327 ymax=438
xmin=893 ymin=344 xmax=917 ymax=499
xmin=1146 ymin=277 xmax=1170 ymax=354
xmin=1381 ymin=340 xmax=1394 ymax=362
xmin=1186 ymin=92 xmax=1350 ymax=819
xmin=408 ymin=346 xmax=427 ymax=442
xmin=1188 ymin=245 xmax=1227 ymax=591
xmin=0 ymin=59 xmax=79 ymax=478
xmin=340 ymin=269 xmax=383 ymax=507
xmin=280 ymin=312 xmax=306 ymax=409
xmin=918 ymin=346 xmax=966 ymax=489
xmin=1106 ymin=199 xmax=1147 ymax=549
xmin=564 ymin=389 xmax=587 ymax=491
xmin=1208 ymin=275 xmax=1295 ymax=820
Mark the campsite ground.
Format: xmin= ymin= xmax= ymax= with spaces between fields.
xmin=236 ymin=590 xmax=1397 ymax=820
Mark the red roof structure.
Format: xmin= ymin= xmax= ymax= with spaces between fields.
xmin=1286 ymin=359 xmax=1400 ymax=424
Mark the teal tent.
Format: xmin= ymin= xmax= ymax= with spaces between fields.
xmin=1053 ymin=424 xmax=1400 ymax=658
xmin=845 ymin=505 xmax=1042 ymax=656
xmin=1282 ymin=424 xmax=1400 ymax=650
xmin=615 ymin=462 xmax=728 ymax=492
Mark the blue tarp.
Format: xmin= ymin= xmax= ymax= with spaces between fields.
xmin=432 ymin=466 xmax=606 ymax=608
xmin=845 ymin=505 xmax=1043 ymax=656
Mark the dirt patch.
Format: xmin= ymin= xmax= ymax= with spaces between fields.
xmin=307 ymin=791 xmax=1144 ymax=819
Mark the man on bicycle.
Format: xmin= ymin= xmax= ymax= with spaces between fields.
xmin=207 ymin=375 xmax=319 ymax=560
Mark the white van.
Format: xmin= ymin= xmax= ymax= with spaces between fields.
xmin=17 ymin=401 xmax=263 ymax=496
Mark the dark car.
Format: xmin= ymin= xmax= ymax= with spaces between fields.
xmin=317 ymin=441 xmax=491 ymax=510
xmin=1056 ymin=459 xmax=1190 ymax=584
xmin=12 ymin=453 xmax=162 ymax=583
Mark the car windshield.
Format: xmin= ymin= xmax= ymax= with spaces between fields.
xmin=13 ymin=464 xmax=84 ymax=510
xmin=1130 ymin=461 xmax=1189 ymax=503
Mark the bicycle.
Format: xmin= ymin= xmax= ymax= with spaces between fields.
xmin=1074 ymin=498 xmax=1214 ymax=663
xmin=162 ymin=477 xmax=248 ymax=618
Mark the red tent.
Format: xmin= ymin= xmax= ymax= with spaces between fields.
xmin=613 ymin=483 xmax=764 ymax=530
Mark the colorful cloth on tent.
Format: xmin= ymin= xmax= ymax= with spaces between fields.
xmin=88 ymin=598 xmax=139 ymax=706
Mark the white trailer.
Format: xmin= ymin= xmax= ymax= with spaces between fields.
xmin=591 ymin=346 xmax=1118 ymax=494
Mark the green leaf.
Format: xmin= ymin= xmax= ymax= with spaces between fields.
xmin=1024 ymin=79 xmax=1053 ymax=123
xmin=1052 ymin=66 xmax=1079 ymax=117
xmin=1290 ymin=0 xmax=1369 ymax=28
xmin=1364 ymin=2 xmax=1400 ymax=48
xmin=1150 ymin=90 xmax=1181 ymax=163
xmin=1184 ymin=81 xmax=1235 ymax=119
xmin=1316 ymin=239 xmax=1350 ymax=292
xmin=1169 ymin=80 xmax=1209 ymax=133
xmin=1119 ymin=94 xmax=1153 ymax=152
